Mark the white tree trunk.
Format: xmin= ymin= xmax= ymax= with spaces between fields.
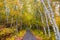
xmin=47 ymin=0 xmax=60 ymax=40
xmin=41 ymin=0 xmax=58 ymax=40
xmin=44 ymin=8 xmax=51 ymax=37
xmin=39 ymin=10 xmax=47 ymax=36
xmin=4 ymin=0 xmax=10 ymax=23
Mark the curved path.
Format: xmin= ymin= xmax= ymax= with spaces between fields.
xmin=23 ymin=30 xmax=37 ymax=40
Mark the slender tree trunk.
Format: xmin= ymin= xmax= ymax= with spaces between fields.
xmin=11 ymin=16 xmax=13 ymax=27
xmin=20 ymin=19 xmax=22 ymax=30
xmin=47 ymin=0 xmax=60 ymax=40
xmin=44 ymin=9 xmax=51 ymax=37
xmin=39 ymin=11 xmax=47 ymax=36
xmin=41 ymin=0 xmax=60 ymax=40
xmin=4 ymin=0 xmax=9 ymax=24
xmin=16 ymin=17 xmax=18 ymax=33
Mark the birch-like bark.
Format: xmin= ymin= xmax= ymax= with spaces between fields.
xmin=47 ymin=0 xmax=60 ymax=40
xmin=39 ymin=11 xmax=47 ymax=36
xmin=41 ymin=0 xmax=58 ymax=39
xmin=55 ymin=4 xmax=60 ymax=16
xmin=17 ymin=0 xmax=23 ymax=30
xmin=44 ymin=8 xmax=51 ymax=37
xmin=4 ymin=0 xmax=10 ymax=23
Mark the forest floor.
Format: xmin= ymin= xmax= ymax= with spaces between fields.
xmin=0 ymin=27 xmax=55 ymax=40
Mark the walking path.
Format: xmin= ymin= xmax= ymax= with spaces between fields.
xmin=15 ymin=30 xmax=42 ymax=40
xmin=23 ymin=30 xmax=37 ymax=40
